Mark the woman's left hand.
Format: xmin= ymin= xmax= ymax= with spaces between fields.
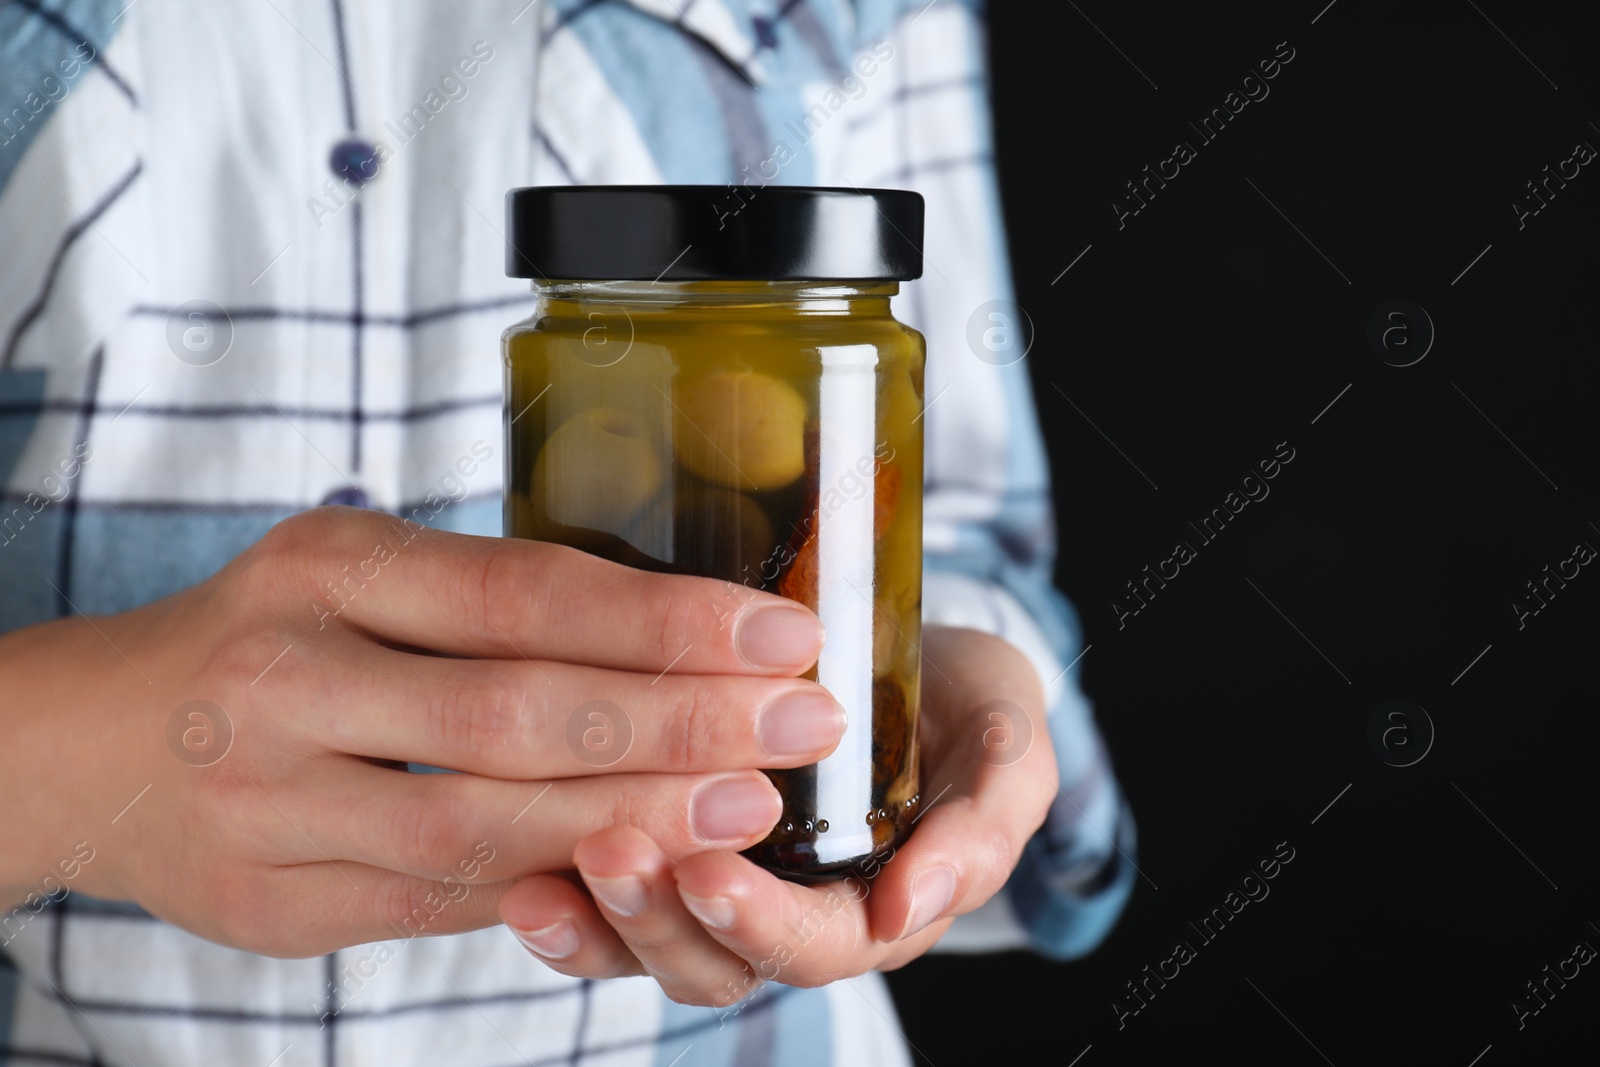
xmin=496 ymin=625 xmax=1059 ymax=1004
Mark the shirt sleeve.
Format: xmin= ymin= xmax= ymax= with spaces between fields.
xmin=1 ymin=1 xmax=143 ymax=378
xmin=1 ymin=2 xmax=144 ymax=634
xmin=838 ymin=0 xmax=1136 ymax=960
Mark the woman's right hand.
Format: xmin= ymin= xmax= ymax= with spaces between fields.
xmin=0 ymin=506 xmax=841 ymax=958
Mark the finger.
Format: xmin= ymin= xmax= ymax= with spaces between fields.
xmin=858 ymin=797 xmax=1012 ymax=946
xmin=303 ymin=640 xmax=845 ymax=778
xmin=265 ymin=508 xmax=823 ymax=675
xmin=498 ymin=873 xmax=644 ymax=979
xmin=267 ymin=760 xmax=783 ymax=883
xmin=184 ymin=861 xmax=516 ymax=958
xmin=861 ymin=628 xmax=1057 ymax=942
xmin=860 ymin=752 xmax=1055 ymax=946
xmin=669 ymin=850 xmax=891 ymax=989
xmin=573 ymin=826 xmax=753 ymax=1005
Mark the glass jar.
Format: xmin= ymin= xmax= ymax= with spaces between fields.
xmin=502 ymin=186 xmax=925 ymax=882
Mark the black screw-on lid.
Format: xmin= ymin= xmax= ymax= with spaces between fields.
xmin=504 ymin=185 xmax=924 ymax=281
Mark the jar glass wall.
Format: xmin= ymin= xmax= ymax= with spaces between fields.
xmin=504 ymin=279 xmax=924 ymax=880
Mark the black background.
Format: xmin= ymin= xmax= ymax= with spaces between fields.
xmin=884 ymin=2 xmax=1600 ymax=1064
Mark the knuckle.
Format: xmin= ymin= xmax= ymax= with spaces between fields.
xmin=472 ymin=539 xmax=534 ymax=642
xmin=239 ymin=509 xmax=367 ymax=624
xmin=190 ymin=758 xmax=253 ymax=827
xmin=649 ymin=582 xmax=715 ymax=666
xmin=607 ymin=785 xmax=645 ymax=835
xmin=474 ymin=539 xmax=584 ymax=650
xmin=390 ymin=790 xmax=466 ymax=876
xmin=608 ymin=785 xmax=688 ymax=855
xmin=428 ymin=663 xmax=529 ymax=758
xmin=200 ymin=625 xmax=289 ymax=695
xmin=247 ymin=510 xmax=328 ymax=580
xmin=374 ymin=873 xmax=449 ymax=936
xmin=253 ymin=510 xmax=318 ymax=564
xmin=661 ymin=679 xmax=729 ymax=769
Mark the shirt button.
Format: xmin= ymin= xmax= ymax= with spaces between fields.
xmin=322 ymin=487 xmax=372 ymax=509
xmin=329 ymin=138 xmax=381 ymax=185
xmin=751 ymin=15 xmax=779 ymax=49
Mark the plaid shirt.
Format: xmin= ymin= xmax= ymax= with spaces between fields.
xmin=0 ymin=0 xmax=1135 ymax=1062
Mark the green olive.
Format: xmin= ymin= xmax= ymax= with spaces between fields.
xmin=672 ymin=371 xmax=807 ymax=490
xmin=532 ymin=407 xmax=664 ymax=532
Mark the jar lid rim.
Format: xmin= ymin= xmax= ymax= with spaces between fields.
xmin=504 ymin=185 xmax=924 ymax=282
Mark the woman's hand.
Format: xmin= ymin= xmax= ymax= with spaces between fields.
xmin=0 ymin=507 xmax=841 ymax=958
xmin=496 ymin=625 xmax=1058 ymax=1001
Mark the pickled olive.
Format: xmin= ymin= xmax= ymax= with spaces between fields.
xmin=531 ymin=407 xmax=664 ymax=533
xmin=672 ymin=371 xmax=807 ymax=490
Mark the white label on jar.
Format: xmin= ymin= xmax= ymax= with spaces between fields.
xmin=814 ymin=343 xmax=880 ymax=834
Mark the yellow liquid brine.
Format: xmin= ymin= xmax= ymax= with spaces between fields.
xmin=503 ymin=280 xmax=924 ymax=881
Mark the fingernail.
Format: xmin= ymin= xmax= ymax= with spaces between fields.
xmin=899 ymin=865 xmax=956 ymax=941
xmin=680 ymin=891 xmax=737 ymax=930
xmin=690 ymin=776 xmax=780 ymax=843
xmin=514 ymin=920 xmax=578 ymax=960
xmin=735 ymin=605 xmax=824 ymax=671
xmin=757 ymin=691 xmax=846 ymax=758
xmin=586 ymin=874 xmax=647 ymax=918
